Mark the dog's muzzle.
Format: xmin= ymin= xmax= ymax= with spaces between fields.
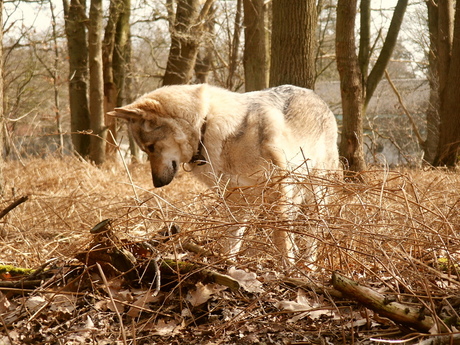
xmin=151 ymin=159 xmax=178 ymax=187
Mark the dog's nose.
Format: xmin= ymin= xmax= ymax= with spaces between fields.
xmin=152 ymin=173 xmax=171 ymax=188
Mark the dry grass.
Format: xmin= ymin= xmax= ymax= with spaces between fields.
xmin=1 ymin=156 xmax=460 ymax=344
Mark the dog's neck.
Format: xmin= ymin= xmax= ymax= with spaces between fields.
xmin=189 ymin=120 xmax=207 ymax=165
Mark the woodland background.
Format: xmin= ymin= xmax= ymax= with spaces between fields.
xmin=0 ymin=0 xmax=459 ymax=178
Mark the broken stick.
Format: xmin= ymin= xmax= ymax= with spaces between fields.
xmin=0 ymin=196 xmax=29 ymax=220
xmin=332 ymin=271 xmax=435 ymax=332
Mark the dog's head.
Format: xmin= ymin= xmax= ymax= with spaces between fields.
xmin=108 ymin=97 xmax=197 ymax=188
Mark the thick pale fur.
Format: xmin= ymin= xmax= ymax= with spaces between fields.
xmin=109 ymin=84 xmax=341 ymax=261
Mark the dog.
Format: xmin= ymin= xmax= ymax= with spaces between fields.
xmin=108 ymin=84 xmax=341 ymax=262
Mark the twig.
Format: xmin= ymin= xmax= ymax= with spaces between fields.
xmin=384 ymin=70 xmax=424 ymax=147
xmin=96 ymin=263 xmax=128 ymax=345
xmin=0 ymin=196 xmax=29 ymax=220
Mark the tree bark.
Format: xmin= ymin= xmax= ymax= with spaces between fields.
xmin=269 ymin=0 xmax=316 ymax=89
xmin=88 ymin=0 xmax=106 ymax=165
xmin=113 ymin=0 xmax=131 ymax=107
xmin=0 ymin=0 xmax=3 ymax=196
xmin=243 ymin=0 xmax=268 ymax=91
xmin=336 ymin=0 xmax=366 ymax=174
xmin=227 ymin=0 xmax=243 ymax=90
xmin=424 ymin=0 xmax=440 ymax=164
xmin=163 ymin=0 xmax=215 ymax=86
xmin=63 ymin=0 xmax=91 ymax=157
xmin=102 ymin=0 xmax=120 ymax=155
xmin=50 ymin=2 xmax=65 ymax=155
xmin=358 ymin=0 xmax=371 ymax=94
xmin=435 ymin=3 xmax=460 ymax=167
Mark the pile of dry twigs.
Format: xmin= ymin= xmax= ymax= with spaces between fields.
xmin=0 ymin=156 xmax=459 ymax=344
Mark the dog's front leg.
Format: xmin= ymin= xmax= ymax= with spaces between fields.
xmin=227 ymin=224 xmax=247 ymax=256
xmin=273 ymin=180 xmax=298 ymax=264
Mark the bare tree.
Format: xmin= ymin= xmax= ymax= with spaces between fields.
xmin=194 ymin=5 xmax=215 ymax=84
xmin=424 ymin=0 xmax=440 ymax=164
xmin=49 ymin=1 xmax=64 ymax=155
xmin=102 ymin=0 xmax=131 ymax=155
xmin=227 ymin=0 xmax=242 ymax=89
xmin=163 ymin=0 xmax=215 ymax=85
xmin=88 ymin=0 xmax=106 ymax=164
xmin=434 ymin=1 xmax=460 ymax=167
xmin=335 ymin=0 xmax=408 ymax=173
xmin=63 ymin=0 xmax=91 ymax=157
xmin=269 ymin=0 xmax=316 ymax=89
xmin=243 ymin=0 xmax=268 ymax=91
xmin=362 ymin=0 xmax=408 ymax=108
xmin=113 ymin=0 xmax=131 ymax=107
xmin=336 ymin=0 xmax=366 ymax=174
xmin=102 ymin=0 xmax=121 ymax=156
xmin=0 ymin=0 xmax=4 ymax=195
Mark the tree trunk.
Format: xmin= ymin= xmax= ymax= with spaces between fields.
xmin=163 ymin=0 xmax=215 ymax=86
xmin=424 ymin=0 xmax=440 ymax=164
xmin=243 ymin=0 xmax=268 ymax=91
xmin=102 ymin=0 xmax=120 ymax=155
xmin=63 ymin=0 xmax=91 ymax=157
xmin=227 ymin=0 xmax=243 ymax=90
xmin=364 ymin=0 xmax=408 ymax=108
xmin=269 ymin=0 xmax=316 ymax=89
xmin=50 ymin=2 xmax=65 ymax=155
xmin=88 ymin=0 xmax=106 ymax=165
xmin=336 ymin=0 xmax=366 ymax=174
xmin=435 ymin=4 xmax=460 ymax=167
xmin=113 ymin=0 xmax=131 ymax=107
xmin=358 ymin=0 xmax=370 ymax=94
xmin=0 ymin=0 xmax=4 ymax=196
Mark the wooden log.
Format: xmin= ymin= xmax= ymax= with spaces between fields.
xmin=332 ymin=271 xmax=434 ymax=332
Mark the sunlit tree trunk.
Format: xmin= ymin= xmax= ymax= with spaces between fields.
xmin=227 ymin=0 xmax=242 ymax=89
xmin=63 ymin=0 xmax=91 ymax=157
xmin=435 ymin=2 xmax=460 ymax=167
xmin=336 ymin=0 xmax=366 ymax=174
xmin=113 ymin=0 xmax=130 ymax=106
xmin=49 ymin=2 xmax=64 ymax=155
xmin=243 ymin=0 xmax=268 ymax=91
xmin=194 ymin=4 xmax=215 ymax=84
xmin=88 ymin=0 xmax=106 ymax=164
xmin=163 ymin=0 xmax=215 ymax=85
xmin=336 ymin=0 xmax=407 ymax=173
xmin=424 ymin=0 xmax=440 ymax=164
xmin=269 ymin=0 xmax=316 ymax=89
xmin=102 ymin=0 xmax=120 ymax=155
xmin=364 ymin=0 xmax=408 ymax=108
xmin=0 ymin=0 xmax=4 ymax=195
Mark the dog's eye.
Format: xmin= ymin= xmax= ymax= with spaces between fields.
xmin=145 ymin=144 xmax=155 ymax=153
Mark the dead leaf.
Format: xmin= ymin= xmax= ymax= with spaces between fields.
xmin=227 ymin=266 xmax=263 ymax=293
xmin=187 ymin=282 xmax=226 ymax=307
xmin=126 ymin=291 xmax=162 ymax=317
xmin=275 ymin=289 xmax=331 ymax=322
xmin=152 ymin=319 xmax=183 ymax=336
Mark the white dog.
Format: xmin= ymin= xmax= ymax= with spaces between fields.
xmin=109 ymin=84 xmax=341 ymax=261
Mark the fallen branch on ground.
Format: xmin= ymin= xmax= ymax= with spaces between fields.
xmin=332 ymin=271 xmax=435 ymax=333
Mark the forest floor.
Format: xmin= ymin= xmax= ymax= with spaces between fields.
xmin=1 ymin=156 xmax=460 ymax=345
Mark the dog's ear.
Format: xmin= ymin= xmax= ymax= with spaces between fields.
xmin=107 ymin=107 xmax=142 ymax=121
xmin=142 ymin=99 xmax=166 ymax=117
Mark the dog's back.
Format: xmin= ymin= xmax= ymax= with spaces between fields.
xmin=197 ymin=84 xmax=340 ymax=189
